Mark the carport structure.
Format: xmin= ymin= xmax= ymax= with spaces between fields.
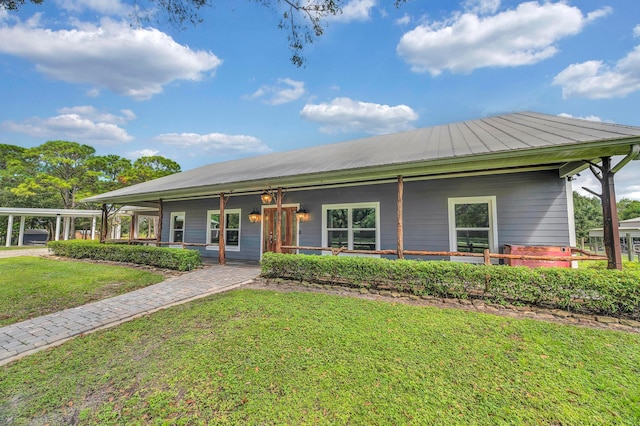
xmin=0 ymin=208 xmax=102 ymax=247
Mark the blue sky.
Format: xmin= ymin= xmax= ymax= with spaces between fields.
xmin=1 ymin=0 xmax=640 ymax=200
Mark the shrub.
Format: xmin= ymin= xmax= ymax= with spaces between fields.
xmin=48 ymin=241 xmax=202 ymax=271
xmin=261 ymin=253 xmax=640 ymax=317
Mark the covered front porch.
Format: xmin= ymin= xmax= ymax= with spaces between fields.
xmin=0 ymin=208 xmax=101 ymax=247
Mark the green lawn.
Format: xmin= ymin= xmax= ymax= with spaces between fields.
xmin=1 ymin=289 xmax=638 ymax=425
xmin=0 ymin=257 xmax=164 ymax=326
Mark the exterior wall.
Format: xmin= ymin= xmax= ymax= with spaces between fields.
xmin=161 ymin=170 xmax=571 ymax=262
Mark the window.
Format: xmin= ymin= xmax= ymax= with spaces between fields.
xmin=448 ymin=196 xmax=497 ymax=261
xmin=170 ymin=212 xmax=185 ymax=243
xmin=322 ymin=203 xmax=379 ymax=251
xmin=206 ymin=209 xmax=241 ymax=251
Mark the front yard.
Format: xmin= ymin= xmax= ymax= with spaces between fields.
xmin=1 ymin=289 xmax=638 ymax=424
xmin=0 ymin=257 xmax=164 ymax=327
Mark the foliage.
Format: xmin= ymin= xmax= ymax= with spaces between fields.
xmin=618 ymin=197 xmax=640 ymax=221
xmin=48 ymin=241 xmax=202 ymax=271
xmin=123 ymin=155 xmax=181 ymax=185
xmin=261 ymin=253 xmax=640 ymax=317
xmin=0 ymin=257 xmax=163 ymax=326
xmin=573 ymin=192 xmax=602 ymax=241
xmin=1 ymin=290 xmax=639 ymax=424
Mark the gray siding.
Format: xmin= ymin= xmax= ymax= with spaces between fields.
xmin=162 ymin=170 xmax=570 ymax=261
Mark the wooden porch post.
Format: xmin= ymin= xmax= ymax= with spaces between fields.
xmin=276 ymin=187 xmax=283 ymax=253
xmin=585 ymin=157 xmax=622 ymax=270
xmin=129 ymin=214 xmax=135 ymax=243
xmin=219 ymin=192 xmax=226 ymax=265
xmin=100 ymin=204 xmax=107 ymax=243
xmin=397 ymin=175 xmax=404 ymax=259
xmin=156 ymin=200 xmax=163 ymax=247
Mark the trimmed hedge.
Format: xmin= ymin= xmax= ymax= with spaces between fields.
xmin=261 ymin=253 xmax=640 ymax=318
xmin=48 ymin=241 xmax=202 ymax=271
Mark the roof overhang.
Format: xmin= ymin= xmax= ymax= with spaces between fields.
xmin=82 ymin=137 xmax=640 ymax=205
xmin=0 ymin=208 xmax=102 ymax=217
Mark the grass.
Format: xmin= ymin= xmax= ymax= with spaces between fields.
xmin=1 ymin=289 xmax=638 ymax=425
xmin=0 ymin=257 xmax=164 ymax=326
xmin=0 ymin=246 xmax=47 ymax=251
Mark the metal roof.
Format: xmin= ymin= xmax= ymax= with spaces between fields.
xmin=0 ymin=208 xmax=102 ymax=217
xmin=83 ymin=112 xmax=640 ymax=204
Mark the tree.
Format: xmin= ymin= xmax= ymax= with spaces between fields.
xmin=87 ymin=154 xmax=133 ymax=193
xmin=617 ymin=198 xmax=640 ymax=221
xmin=12 ymin=141 xmax=98 ymax=210
xmin=573 ymin=192 xmax=602 ymax=243
xmin=1 ymin=0 xmax=408 ymax=67
xmin=123 ymin=156 xmax=181 ymax=185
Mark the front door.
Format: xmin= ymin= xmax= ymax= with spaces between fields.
xmin=263 ymin=207 xmax=297 ymax=254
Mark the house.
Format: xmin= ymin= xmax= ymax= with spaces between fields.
xmin=589 ymin=217 xmax=640 ymax=257
xmin=83 ymin=112 xmax=640 ymax=265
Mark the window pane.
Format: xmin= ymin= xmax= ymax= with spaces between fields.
xmin=226 ymin=230 xmax=239 ymax=246
xmin=173 ymin=214 xmax=185 ymax=230
xmin=226 ymin=213 xmax=240 ymax=229
xmin=327 ymin=209 xmax=348 ymax=228
xmin=173 ymin=230 xmax=184 ymax=243
xmin=328 ymin=230 xmax=348 ymax=248
xmin=209 ymin=213 xmax=220 ymax=244
xmin=455 ymin=203 xmax=489 ymax=228
xmin=353 ymin=208 xmax=376 ymax=229
xmin=353 ymin=230 xmax=376 ymax=250
xmin=456 ymin=230 xmax=489 ymax=253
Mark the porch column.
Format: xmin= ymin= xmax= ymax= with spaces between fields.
xmin=55 ymin=215 xmax=61 ymax=241
xmin=219 ymin=193 xmax=226 ymax=265
xmin=627 ymin=232 xmax=634 ymax=261
xmin=276 ymin=187 xmax=283 ymax=253
xmin=18 ymin=215 xmax=26 ymax=246
xmin=63 ymin=217 xmax=70 ymax=240
xmin=156 ymin=200 xmax=163 ymax=247
xmin=397 ymin=175 xmax=404 ymax=259
xmin=100 ymin=204 xmax=108 ymax=243
xmin=5 ymin=215 xmax=13 ymax=247
xmin=129 ymin=214 xmax=135 ymax=243
xmin=90 ymin=216 xmax=96 ymax=240
xmin=600 ymin=158 xmax=622 ymax=270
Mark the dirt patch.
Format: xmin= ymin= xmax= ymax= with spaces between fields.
xmin=244 ymin=278 xmax=640 ymax=334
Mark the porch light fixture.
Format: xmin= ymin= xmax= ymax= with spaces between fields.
xmin=296 ymin=207 xmax=309 ymax=222
xmin=248 ymin=208 xmax=261 ymax=223
xmin=260 ymin=191 xmax=273 ymax=204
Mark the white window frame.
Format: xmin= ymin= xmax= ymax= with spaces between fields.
xmin=322 ymin=202 xmax=380 ymax=255
xmin=448 ymin=196 xmax=498 ymax=263
xmin=206 ymin=209 xmax=241 ymax=251
xmin=169 ymin=212 xmax=185 ymax=245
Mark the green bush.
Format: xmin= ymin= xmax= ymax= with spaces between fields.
xmin=261 ymin=253 xmax=640 ymax=317
xmin=48 ymin=241 xmax=202 ymax=271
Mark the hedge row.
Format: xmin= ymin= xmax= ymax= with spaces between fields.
xmin=48 ymin=241 xmax=202 ymax=271
xmin=261 ymin=253 xmax=640 ymax=317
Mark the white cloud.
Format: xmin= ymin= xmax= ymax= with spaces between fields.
xmin=155 ymin=132 xmax=271 ymax=155
xmin=127 ymin=149 xmax=159 ymax=159
xmin=634 ymin=24 xmax=640 ymax=38
xmin=395 ymin=14 xmax=411 ymax=26
xmin=248 ymin=78 xmax=306 ymax=105
xmin=329 ymin=0 xmax=377 ymax=22
xmin=300 ymin=97 xmax=418 ymax=134
xmin=557 ymin=113 xmax=603 ymax=122
xmin=553 ymin=46 xmax=640 ymax=99
xmin=55 ymin=0 xmax=130 ymax=16
xmin=0 ymin=18 xmax=222 ymax=100
xmin=463 ymin=0 xmax=500 ymax=15
xmin=397 ymin=2 xmax=611 ymax=75
xmin=2 ymin=106 xmax=135 ymax=145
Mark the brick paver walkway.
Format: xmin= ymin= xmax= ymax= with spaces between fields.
xmin=0 ymin=264 xmax=260 ymax=366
